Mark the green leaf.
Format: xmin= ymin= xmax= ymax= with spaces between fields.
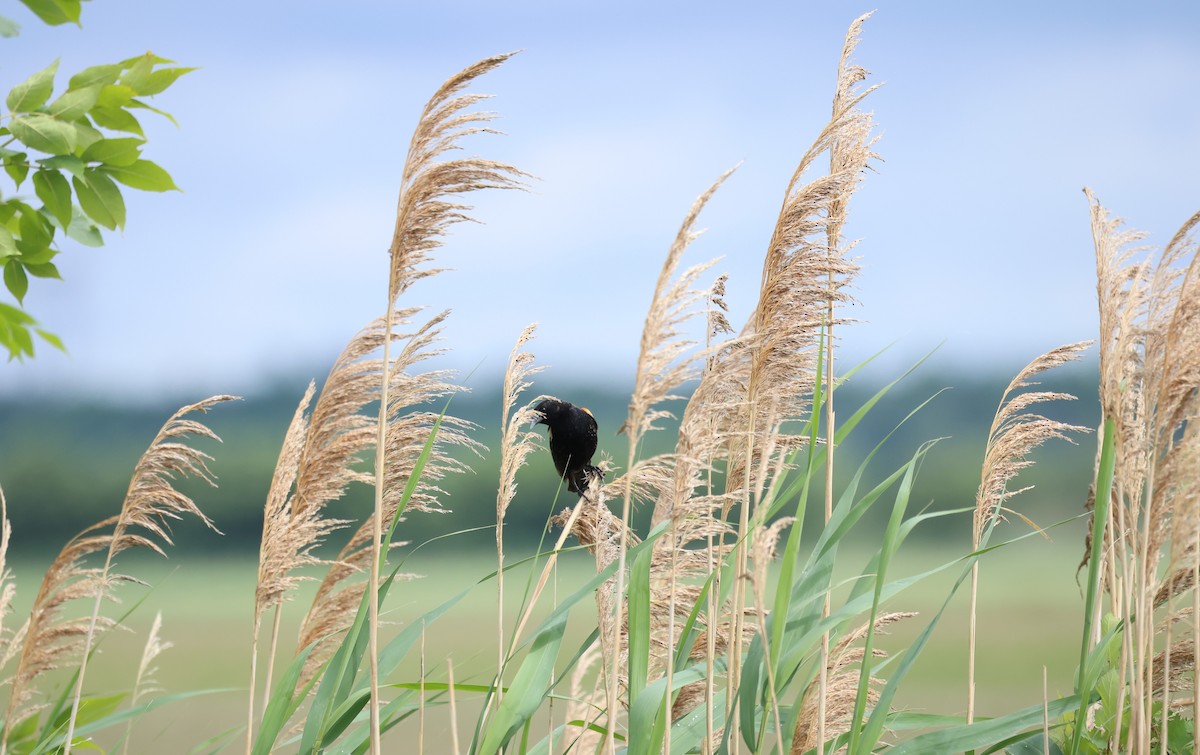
xmin=128 ymin=98 xmax=178 ymax=126
xmin=0 ymin=227 xmax=16 ymax=258
xmin=119 ymin=55 xmax=155 ymax=94
xmin=68 ymin=63 xmax=123 ymax=91
xmin=0 ymin=300 xmax=35 ymax=325
xmin=15 ymin=0 xmax=81 ymax=26
xmin=47 ymin=84 xmax=101 ymax=120
xmin=9 ymin=113 xmax=76 ymax=154
xmin=81 ymin=137 xmax=144 ymax=167
xmin=33 ymin=169 xmax=72 ymax=227
xmin=11 ymin=317 xmax=34 ymax=357
xmin=65 ymin=208 xmax=103 ymax=247
xmin=89 ymin=105 xmax=143 ymax=136
xmin=70 ymin=120 xmax=103 ymax=152
xmin=17 ymin=208 xmax=53 ymax=253
xmin=41 ymin=154 xmax=85 ymax=177
xmin=25 ymin=262 xmax=60 ymax=279
xmin=72 ymin=170 xmax=125 ymax=230
xmin=626 ymin=538 xmax=653 ymax=708
xmin=0 ymin=15 xmax=19 ymax=37
xmin=95 ymin=82 xmax=135 ymax=109
xmin=118 ymin=52 xmax=173 ymax=69
xmin=6 ymin=59 xmax=59 ymax=112
xmin=4 ymin=259 xmax=29 ymax=303
xmin=139 ymin=66 xmax=195 ymax=96
xmin=4 ymin=153 xmax=29 ymax=188
xmin=32 ymin=690 xmax=233 ymax=755
xmin=35 ymin=328 xmax=64 ymax=352
xmin=103 ymin=159 xmax=177 ymax=192
xmin=20 ymin=241 xmax=55 ymax=265
xmin=3 ymin=711 xmax=40 ymax=748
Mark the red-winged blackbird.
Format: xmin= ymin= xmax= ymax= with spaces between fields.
xmin=533 ymin=398 xmax=601 ymax=495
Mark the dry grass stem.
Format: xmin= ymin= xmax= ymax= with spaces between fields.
xmin=0 ymin=489 xmax=15 ymax=670
xmin=495 ymin=324 xmax=544 ymax=706
xmin=448 ymin=657 xmax=460 ymax=755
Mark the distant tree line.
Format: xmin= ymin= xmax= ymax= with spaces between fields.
xmin=0 ymin=363 xmax=1100 ymax=556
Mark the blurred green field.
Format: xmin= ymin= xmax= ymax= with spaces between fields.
xmin=8 ymin=524 xmax=1088 ymax=752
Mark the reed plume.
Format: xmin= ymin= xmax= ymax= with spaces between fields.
xmin=121 ymin=612 xmax=171 ymax=754
xmin=790 ymin=612 xmax=915 ymax=754
xmin=259 ymin=59 xmax=523 ymax=751
xmin=967 ymin=342 xmax=1091 ymax=723
xmin=494 ymin=324 xmax=543 ymax=706
xmin=604 ymin=166 xmax=736 ymax=743
xmin=248 ymin=380 xmax=325 ymax=749
xmin=695 ymin=16 xmax=878 ymax=744
xmin=730 ymin=12 xmax=877 ymax=500
xmin=0 ymin=396 xmax=234 ymax=755
xmin=1083 ymin=188 xmax=1200 ymax=751
xmin=294 ymin=312 xmax=480 ymax=685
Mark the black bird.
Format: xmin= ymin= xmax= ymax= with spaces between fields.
xmin=532 ymin=398 xmax=601 ymax=495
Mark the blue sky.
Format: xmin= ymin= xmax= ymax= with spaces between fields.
xmin=2 ymin=2 xmax=1198 ymax=402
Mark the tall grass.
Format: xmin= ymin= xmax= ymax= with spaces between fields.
xmin=0 ymin=13 xmax=1198 ymax=755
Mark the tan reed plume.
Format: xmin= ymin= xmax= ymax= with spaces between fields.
xmin=595 ymin=166 xmax=737 ymax=745
xmin=364 ymin=52 xmax=525 ymax=750
xmin=494 ymin=324 xmax=544 ymax=706
xmin=684 ymin=18 xmax=878 ymax=745
xmin=294 ymin=312 xmax=481 ymax=685
xmin=1084 ymin=189 xmax=1200 ymax=750
xmin=729 ymin=12 xmax=877 ymax=500
xmin=247 ymin=308 xmax=429 ymax=737
xmin=790 ymin=612 xmax=915 ymax=754
xmin=967 ymin=342 xmax=1091 ymax=723
xmin=247 ymin=380 xmax=321 ymax=749
xmin=121 ymin=612 xmax=171 ymax=755
xmin=0 ymin=396 xmax=235 ymax=755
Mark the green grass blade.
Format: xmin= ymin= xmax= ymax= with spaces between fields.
xmin=627 ymin=657 xmax=727 ymax=752
xmin=845 ymin=441 xmax=928 ymax=753
xmin=886 ymin=696 xmax=1081 ymax=754
xmin=252 ymin=643 xmax=318 ymax=755
xmin=299 ymin=567 xmax=402 ymax=753
xmin=627 ymin=534 xmax=654 ymax=709
xmin=479 ymin=524 xmax=661 ymax=754
xmin=476 ymin=610 xmax=569 ymax=753
xmin=31 ymin=689 xmax=234 ymax=755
